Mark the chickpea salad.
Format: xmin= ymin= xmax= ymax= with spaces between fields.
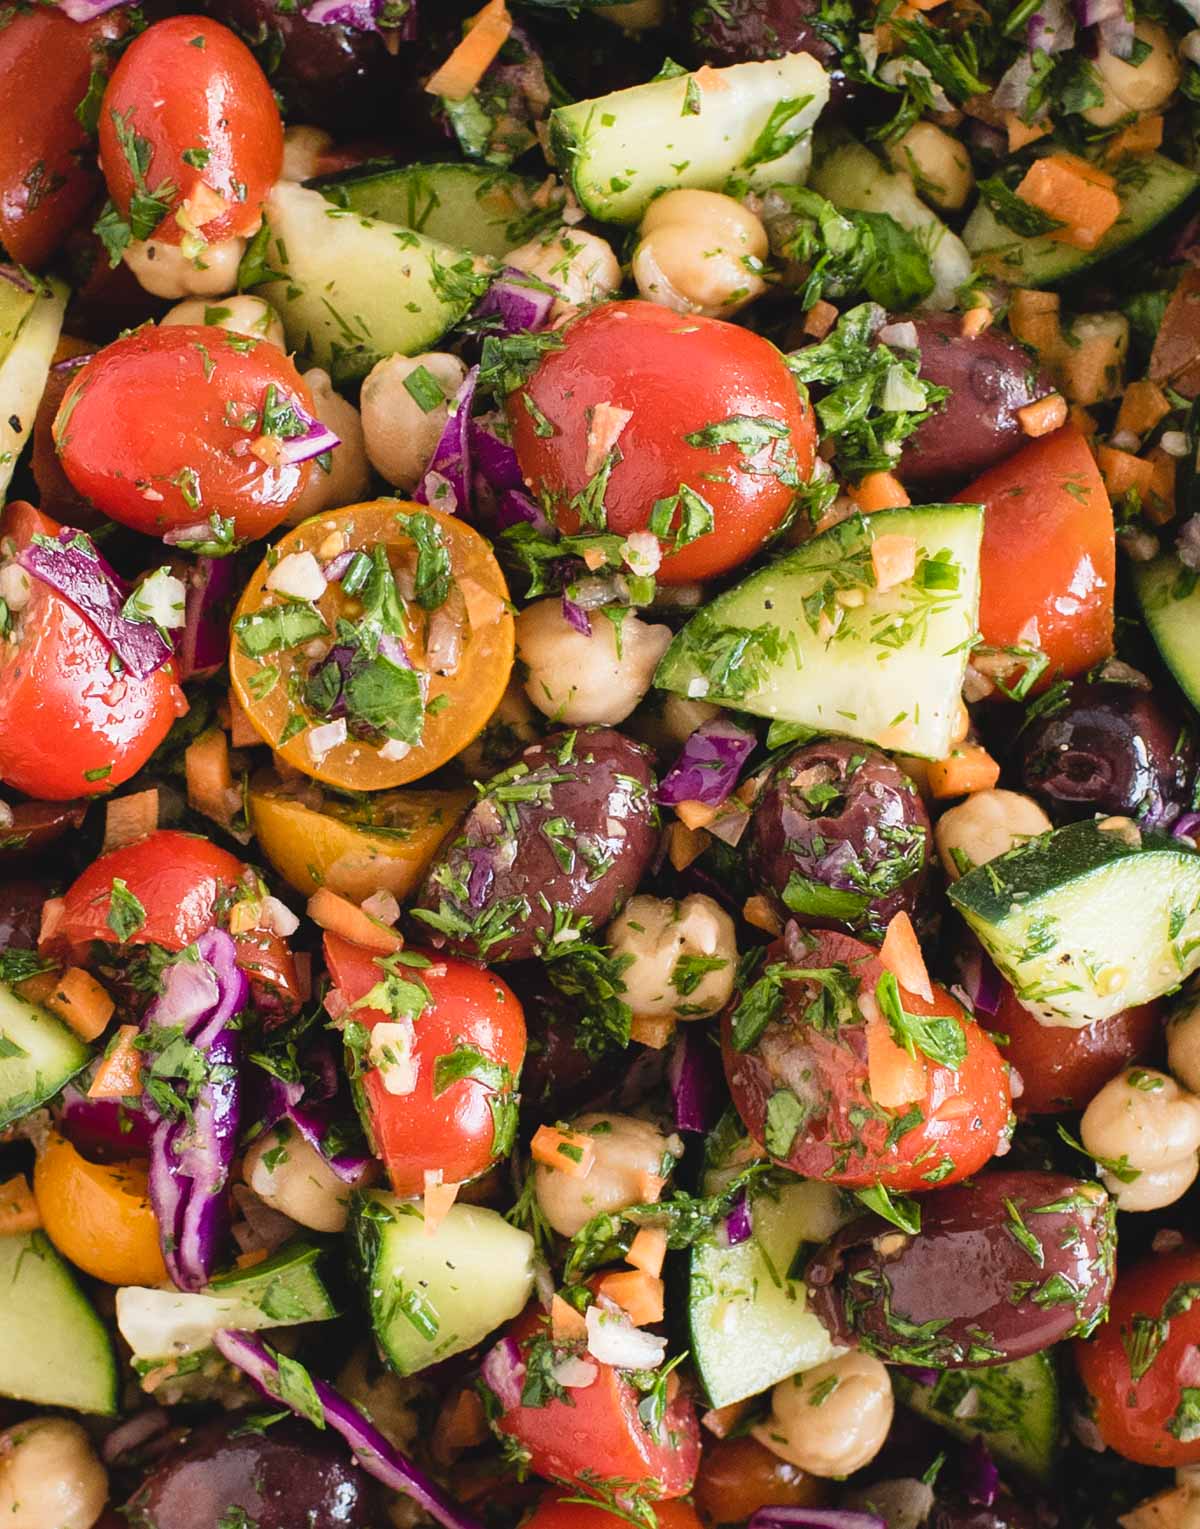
xmin=4 ymin=0 xmax=1200 ymax=1526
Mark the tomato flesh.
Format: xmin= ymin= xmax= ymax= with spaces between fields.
xmin=526 ymin=1491 xmax=704 ymax=1529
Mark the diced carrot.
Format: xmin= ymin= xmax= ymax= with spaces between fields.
xmin=530 ymin=1124 xmax=596 ymax=1179
xmin=552 ymin=1293 xmax=589 ymax=1341
xmin=850 ymin=471 xmax=910 ymax=514
xmin=702 ymin=1400 xmax=751 ymax=1438
xmin=803 ymin=300 xmax=838 ymax=339
xmin=1007 ymin=288 xmax=1062 ymax=357
xmin=87 ymin=1024 xmax=142 ymax=1099
xmin=693 ymin=64 xmax=731 ymax=93
xmin=1017 ymin=392 xmax=1068 ymax=438
xmin=16 ymin=969 xmax=59 ymax=1007
xmin=742 ymin=895 xmax=783 ymax=935
xmin=961 ymin=306 xmax=992 ymax=338
xmin=879 ymin=910 xmax=933 ymax=1003
xmin=866 ymin=1016 xmax=927 ymax=1108
xmin=597 ymin=1269 xmax=665 ymax=1327
xmin=1015 ymin=154 xmax=1120 ymax=251
xmin=306 ymin=888 xmax=404 ymax=955
xmin=235 ymin=1247 xmax=269 ymax=1270
xmin=627 ymin=1226 xmax=669 ymax=1279
xmin=674 ymin=799 xmax=717 ymax=831
xmin=432 ymin=1386 xmax=487 ymax=1466
xmin=871 ymin=532 xmax=918 ymax=592
xmin=424 ymin=0 xmax=512 ymax=101
xmin=1069 ymin=405 xmax=1099 ymax=438
xmin=185 ymin=727 xmax=236 ymax=827
xmin=927 ymin=742 xmax=1001 ymax=799
xmin=1116 ymin=380 xmax=1172 ymax=440
xmin=423 ymin=1171 xmax=461 ymax=1236
xmin=0 ymin=1174 xmax=39 ymax=1234
xmin=630 ymin=1015 xmax=675 ymax=1050
xmin=1004 ymin=112 xmax=1051 ymax=152
xmin=38 ymin=896 xmax=65 ymax=951
xmin=1147 ymin=448 xmax=1177 ymax=524
xmin=668 ymin=822 xmax=709 ymax=872
xmin=1103 ymin=113 xmax=1163 ymax=164
xmin=1096 ymin=444 xmax=1158 ymax=501
xmin=102 ymin=788 xmax=160 ymax=852
xmin=47 ymin=967 xmax=115 ymax=1042
xmin=228 ymin=688 xmax=260 ymax=749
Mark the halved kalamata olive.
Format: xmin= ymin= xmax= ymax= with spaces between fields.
xmin=806 ymin=1170 xmax=1115 ymax=1367
xmin=1018 ymin=681 xmax=1194 ymax=827
xmin=688 ymin=0 xmax=854 ymax=103
xmin=0 ymin=879 xmax=47 ymax=949
xmin=747 ymin=738 xmax=930 ymax=939
xmin=930 ymin=1499 xmax=1042 ymax=1529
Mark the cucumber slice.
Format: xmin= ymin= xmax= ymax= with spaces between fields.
xmin=311 ymin=162 xmax=566 ymax=261
xmin=0 ymin=980 xmax=92 ymax=1130
xmin=655 ymin=503 xmax=983 ymax=761
xmin=250 ymin=181 xmax=494 ymax=385
xmin=1133 ymin=551 xmax=1200 ymax=712
xmin=0 ymin=270 xmax=38 ymax=373
xmin=809 ymin=138 xmax=971 ymax=309
xmin=0 ymin=1230 xmax=117 ymax=1414
xmin=549 ymin=52 xmax=830 ymax=226
xmin=894 ymin=1352 xmax=1061 ymax=1483
xmin=948 ymin=819 xmax=1200 ymax=1026
xmin=964 ymin=154 xmax=1200 ymax=289
xmin=352 ymin=1193 xmax=534 ymax=1376
xmin=0 ymin=275 xmax=66 ymax=501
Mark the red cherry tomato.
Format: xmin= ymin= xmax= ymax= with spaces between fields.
xmin=956 ymin=425 xmax=1114 ymax=689
xmin=525 ymin=1491 xmax=704 ymax=1529
xmin=492 ymin=1304 xmax=700 ymax=1499
xmin=507 ymin=300 xmax=816 ymax=584
xmin=55 ymin=325 xmax=315 ymax=541
xmin=0 ymin=502 xmax=185 ymax=801
xmin=98 ymin=16 xmax=282 ymax=246
xmin=721 ymin=930 xmax=1011 ymax=1190
xmin=324 ymin=932 xmax=526 ymax=1196
xmin=1076 ymin=1246 xmax=1200 ymax=1466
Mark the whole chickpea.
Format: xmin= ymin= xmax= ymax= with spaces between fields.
xmin=360 ymin=352 xmax=467 ymax=493
xmin=285 ymin=368 xmax=372 ymax=524
xmin=515 ymin=599 xmax=672 ymax=726
xmin=505 ymin=227 xmax=621 ymax=321
xmin=934 ymin=788 xmax=1052 ymax=881
xmin=754 ymin=1353 xmax=894 ymax=1478
xmin=282 ymin=124 xmax=334 ymax=183
xmin=534 ymin=1112 xmax=682 ymax=1238
xmin=455 ymin=677 xmax=541 ymax=779
xmin=1084 ymin=20 xmax=1181 ymax=126
xmin=628 ymin=693 xmax=722 ymax=755
xmin=336 ymin=1346 xmax=421 ymax=1451
xmin=0 ymin=1417 xmax=108 ymax=1529
xmin=124 ymin=234 xmax=245 ymax=300
xmin=244 ymin=1121 xmax=367 ymax=1233
xmin=1168 ymin=994 xmax=1200 ymax=1094
xmin=885 ymin=122 xmax=975 ymax=212
xmin=607 ymin=893 xmax=738 ymax=1021
xmin=633 ymin=189 xmax=769 ymax=318
xmin=1081 ymin=1067 xmax=1200 ymax=1210
xmin=161 ymin=294 xmax=286 ymax=349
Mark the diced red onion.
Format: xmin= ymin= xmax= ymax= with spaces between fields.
xmin=469 ymin=417 xmax=524 ymax=491
xmin=101 ymin=1408 xmax=169 ymax=1465
xmin=323 ymin=549 xmax=355 ymax=581
xmin=1028 ymin=0 xmax=1075 ymax=51
xmin=899 ymin=1365 xmax=940 ymax=1387
xmin=658 ymin=718 xmax=757 ymax=809
xmin=252 ymin=1046 xmax=372 ymax=1185
xmin=496 ymin=487 xmax=552 ymax=534
xmin=706 ymin=800 xmax=751 ymax=848
xmin=1073 ymin=0 xmax=1123 ymax=22
xmin=961 ymin=945 xmax=1004 ymax=1020
xmin=56 ymin=0 xmax=129 ymax=19
xmin=415 ymin=366 xmax=478 ymax=520
xmin=474 ymin=266 xmax=555 ymax=337
xmin=968 ymin=119 xmax=1008 ymax=157
xmin=748 ymin=1512 xmax=886 ymax=1529
xmin=1174 ymin=812 xmax=1200 ymax=841
xmin=231 ymin=1184 xmax=302 ymax=1257
xmin=991 ymin=52 xmax=1039 ymax=110
xmin=300 ymin=0 xmax=418 ymax=37
xmin=667 ymin=1024 xmax=723 ymax=1134
xmin=275 ymin=398 xmax=341 ymax=467
xmin=726 ymin=1188 xmax=753 ymax=1245
xmin=178 ymin=556 xmax=239 ymax=682
xmin=480 ymin=1335 xmax=527 ymax=1411
xmin=1097 ymin=10 xmax=1134 ymax=53
xmin=964 ymin=1435 xmax=1000 ymax=1507
xmin=466 ymin=847 xmax=496 ymax=911
xmin=560 ymin=594 xmax=592 ymax=636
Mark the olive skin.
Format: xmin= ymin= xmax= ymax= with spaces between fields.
xmin=747 ymin=739 xmax=930 ymax=939
xmin=690 ymin=0 xmax=838 ymax=68
xmin=931 ymin=1501 xmax=1041 ymax=1529
xmin=806 ymin=1171 xmax=1116 ymax=1367
xmin=1018 ymin=681 xmax=1194 ymax=828
xmin=899 ymin=316 xmax=1052 ymax=487
xmin=412 ymin=727 xmax=658 ymax=962
xmin=121 ymin=1413 xmax=372 ymax=1528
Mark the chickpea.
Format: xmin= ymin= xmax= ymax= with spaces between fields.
xmin=1108 ymin=1156 xmax=1200 ymax=1214
xmin=0 ymin=1417 xmax=108 ymax=1529
xmin=608 ymin=893 xmax=738 ymax=1021
xmin=282 ymin=124 xmax=334 ymax=183
xmin=599 ymin=0 xmax=666 ymax=27
xmin=628 ymin=693 xmax=722 ymax=754
xmin=505 ymin=227 xmax=621 ymax=321
xmin=534 ymin=1112 xmax=681 ymax=1238
xmin=360 ymin=351 xmax=466 ymax=493
xmin=123 ymin=234 xmax=245 ymax=300
xmin=336 ymin=1345 xmax=421 ymax=1451
xmin=754 ymin=1352 xmax=894 ymax=1478
xmin=633 ymin=189 xmax=768 ymax=318
xmin=934 ymin=788 xmax=1052 ymax=881
xmin=1168 ymin=994 xmax=1200 ymax=1094
xmin=160 ymin=294 xmax=286 ymax=349
xmin=1085 ymin=20 xmax=1181 ymax=126
xmin=244 ymin=1121 xmax=360 ymax=1233
xmin=284 ymin=367 xmax=372 ymax=524
xmin=1082 ymin=1068 xmax=1200 ymax=1209
xmin=455 ymin=676 xmax=540 ymax=779
xmin=885 ymin=122 xmax=974 ymax=212
xmin=515 ymin=599 xmax=672 ymax=726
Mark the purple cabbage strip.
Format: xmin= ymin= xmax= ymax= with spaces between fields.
xmin=213 ymin=1329 xmax=487 ymax=1529
xmin=57 ymin=0 xmax=128 ymax=19
xmin=898 ymin=1364 xmax=940 ymax=1387
xmin=1175 ymin=812 xmax=1200 ymax=841
xmin=414 ymin=366 xmax=479 ymax=517
xmin=667 ymin=1023 xmax=723 ymax=1135
xmin=179 ymin=556 xmax=240 ymax=682
xmin=725 ymin=1188 xmax=753 ymax=1246
xmin=301 ymin=0 xmax=419 ymax=38
xmin=480 ymin=1335 xmax=526 ymax=1411
xmin=57 ymin=1065 xmax=155 ymax=1159
xmin=747 ymin=1513 xmax=886 ymax=1529
xmin=964 ymin=1435 xmax=1000 ymax=1508
xmin=253 ymin=1043 xmax=372 ymax=1185
xmin=474 ymin=266 xmax=555 ymax=337
xmin=658 ymin=718 xmax=757 ymax=809
xmin=496 ymin=487 xmax=552 ymax=534
xmin=560 ymin=594 xmax=592 ymax=636
xmin=280 ymin=415 xmax=341 ymax=467
xmin=962 ymin=945 xmax=1003 ymax=1020
xmin=19 ymin=528 xmax=174 ymax=680
xmin=469 ymin=416 xmax=524 ymax=492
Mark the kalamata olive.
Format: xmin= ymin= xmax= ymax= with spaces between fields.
xmin=747 ymin=739 xmax=930 ymax=939
xmin=412 ymin=726 xmax=658 ymax=963
xmin=1018 ymin=680 xmax=1194 ymax=828
xmin=807 ymin=1170 xmax=1116 ymax=1367
xmin=899 ymin=316 xmax=1052 ymax=487
xmin=0 ymin=880 xmax=47 ymax=949
xmin=688 ymin=0 xmax=854 ymax=103
xmin=31 ymin=354 xmax=100 ymax=527
xmin=121 ymin=1412 xmax=372 ymax=1528
xmin=930 ymin=1499 xmax=1041 ymax=1529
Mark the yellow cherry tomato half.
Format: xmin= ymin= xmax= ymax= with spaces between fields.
xmin=229 ymin=502 xmax=515 ymax=791
xmin=34 ymin=1130 xmax=168 ymax=1287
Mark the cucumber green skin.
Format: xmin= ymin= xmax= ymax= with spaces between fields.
xmin=1133 ymin=550 xmax=1200 ymax=713
xmin=208 ymin=1237 xmax=338 ymax=1324
xmin=0 ymin=275 xmax=66 ymax=502
xmin=894 ymin=1352 xmax=1060 ymax=1483
xmin=0 ymin=275 xmax=36 ymax=373
xmin=0 ymin=1230 xmax=118 ymax=1415
xmin=964 ymin=154 xmax=1200 ymax=288
xmin=0 ymin=981 xmax=91 ymax=1131
xmin=948 ymin=819 xmax=1200 ymax=1025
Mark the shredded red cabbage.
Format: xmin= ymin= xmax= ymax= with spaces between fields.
xmin=726 ymin=1188 xmax=753 ymax=1245
xmin=57 ymin=1063 xmax=154 ymax=1159
xmin=961 ymin=944 xmax=1003 ymax=1020
xmin=748 ymin=1511 xmax=886 ymax=1529
xmin=1174 ymin=812 xmax=1200 ymax=841
xmin=964 ymin=1435 xmax=1000 ymax=1507
xmin=179 ymin=556 xmax=240 ymax=681
xmin=469 ymin=416 xmax=524 ymax=492
xmin=560 ymin=594 xmax=592 ymax=636
xmin=414 ymin=366 xmax=478 ymax=517
xmin=56 ymin=0 xmax=128 ymax=19
xmin=496 ymin=487 xmax=552 ymax=534
xmin=254 ymin=1041 xmax=373 ymax=1185
xmin=658 ymin=718 xmax=757 ymax=808
xmin=275 ymin=399 xmax=342 ymax=466
xmin=667 ymin=1023 xmax=724 ymax=1135
xmin=474 ymin=266 xmax=555 ymax=337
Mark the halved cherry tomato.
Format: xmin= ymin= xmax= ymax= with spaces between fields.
xmin=1076 ymin=1246 xmax=1200 ymax=1466
xmin=956 ymin=425 xmax=1114 ymax=689
xmin=491 ymin=1304 xmax=700 ymax=1499
xmin=34 ymin=1129 xmax=168 ymax=1287
xmin=0 ymin=502 xmax=185 ymax=801
xmin=229 ymin=502 xmax=515 ymax=791
xmin=98 ymin=15 xmax=283 ymax=247
xmin=721 ymin=930 xmax=1011 ymax=1190
xmin=324 ymin=931 xmax=526 ymax=1196
xmin=526 ymin=1491 xmax=704 ymax=1529
xmin=55 ymin=324 xmax=315 ymax=541
xmin=694 ymin=1436 xmax=830 ymax=1525
xmin=508 ymin=300 xmax=816 ymax=584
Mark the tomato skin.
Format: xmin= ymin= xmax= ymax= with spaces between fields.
xmin=494 ymin=1305 xmax=700 ymax=1499
xmin=324 ymin=932 xmax=526 ymax=1195
xmin=1076 ymin=1247 xmax=1200 ymax=1466
xmin=721 ymin=931 xmax=1011 ymax=1190
xmin=56 ymin=325 xmax=314 ymax=540
xmin=694 ymin=1436 xmax=830 ymax=1524
xmin=0 ymin=503 xmax=185 ymax=801
xmin=99 ymin=16 xmax=283 ymax=246
xmin=956 ymin=425 xmax=1115 ymax=687
xmin=508 ymin=300 xmax=816 ymax=584
xmin=525 ymin=1491 xmax=704 ymax=1529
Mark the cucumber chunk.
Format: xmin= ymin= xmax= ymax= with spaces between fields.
xmin=352 ymin=1193 xmax=534 ymax=1376
xmin=894 ymin=1352 xmax=1060 ymax=1483
xmin=549 ymin=52 xmax=830 ymax=226
xmin=0 ymin=274 xmax=66 ymax=501
xmin=655 ymin=503 xmax=983 ymax=761
xmin=1133 ymin=552 xmax=1200 ymax=713
xmin=963 ymin=154 xmax=1199 ymax=289
xmin=948 ymin=819 xmax=1200 ymax=1026
xmin=250 ymin=180 xmax=494 ymax=385
xmin=0 ymin=1230 xmax=117 ymax=1414
xmin=0 ymin=980 xmax=92 ymax=1130
xmin=0 ymin=270 xmax=38 ymax=373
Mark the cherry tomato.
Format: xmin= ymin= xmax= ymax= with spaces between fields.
xmin=507 ymin=300 xmax=816 ymax=584
xmin=55 ymin=324 xmax=316 ymax=541
xmin=694 ymin=1436 xmax=830 ymax=1525
xmin=324 ymin=931 xmax=526 ymax=1196
xmin=956 ymin=425 xmax=1115 ymax=689
xmin=492 ymin=1304 xmax=700 ymax=1499
xmin=0 ymin=502 xmax=185 ymax=801
xmin=721 ymin=930 xmax=1011 ymax=1190
xmin=525 ymin=1491 xmax=704 ymax=1529
xmin=232 ymin=924 xmax=303 ymax=1021
xmin=98 ymin=16 xmax=282 ymax=247
xmin=1076 ymin=1246 xmax=1200 ymax=1466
